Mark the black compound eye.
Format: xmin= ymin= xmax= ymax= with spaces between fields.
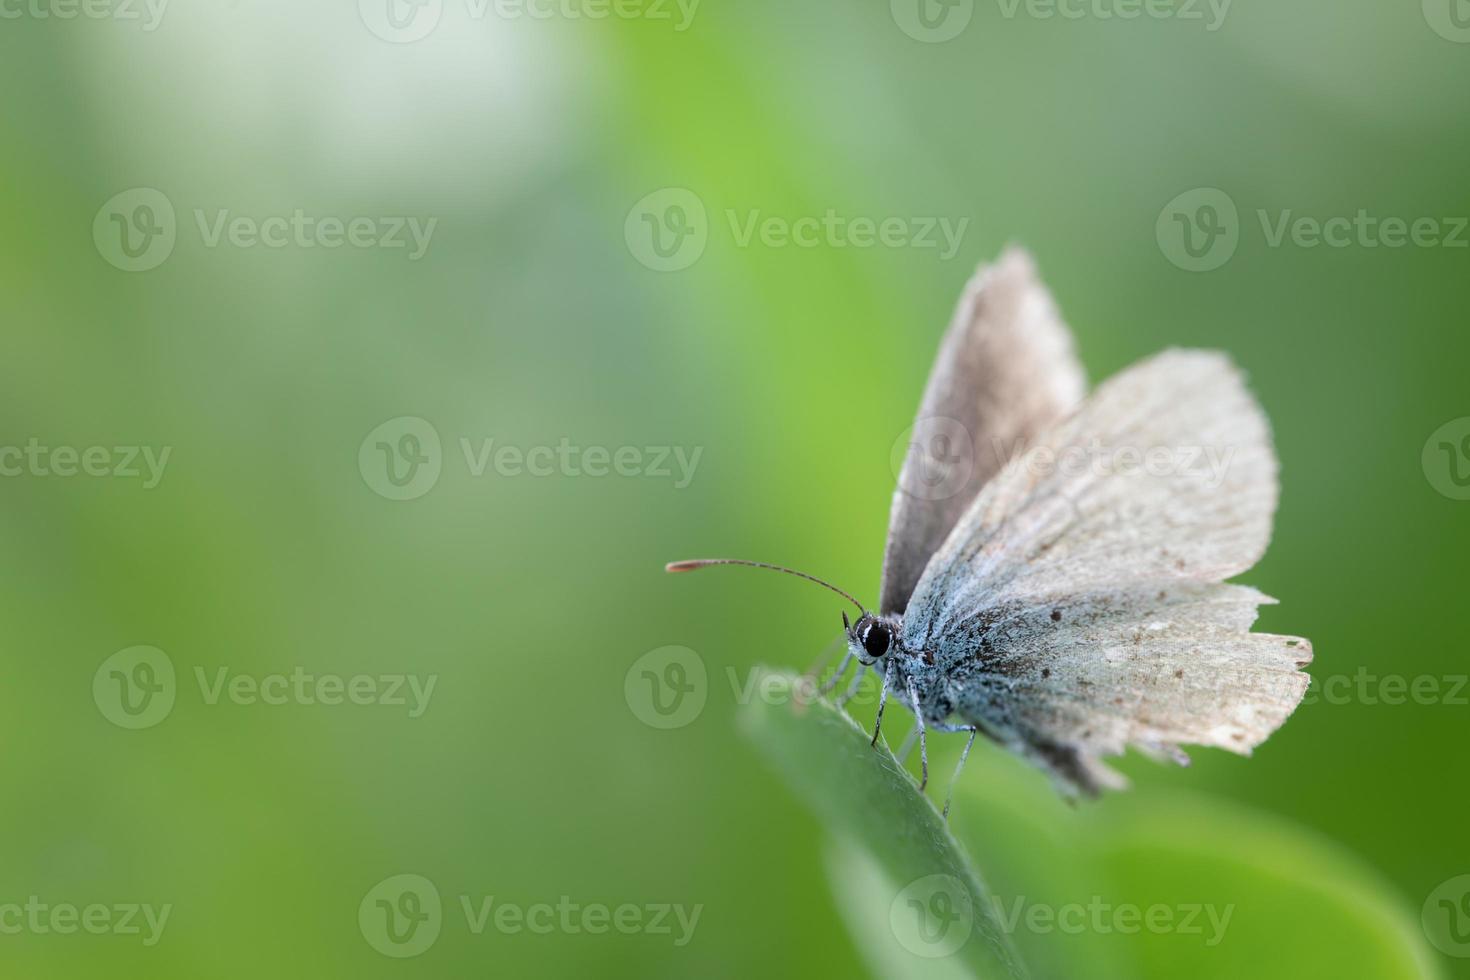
xmin=862 ymin=622 xmax=891 ymax=658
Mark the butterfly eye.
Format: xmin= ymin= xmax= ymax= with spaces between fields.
xmin=862 ymin=622 xmax=891 ymax=659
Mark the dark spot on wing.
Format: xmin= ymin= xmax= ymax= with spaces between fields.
xmin=1041 ymin=668 xmax=1051 ymax=679
xmin=1050 ymin=608 xmax=1062 ymax=622
xmin=1174 ymin=669 xmax=1185 ymax=679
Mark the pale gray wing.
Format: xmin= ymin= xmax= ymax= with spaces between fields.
xmin=879 ymin=247 xmax=1085 ymax=615
xmin=903 ymin=349 xmax=1311 ymax=796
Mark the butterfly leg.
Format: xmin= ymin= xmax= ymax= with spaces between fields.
xmin=940 ymin=726 xmax=980 ymax=821
xmin=870 ymin=659 xmax=895 ymax=747
xmin=906 ymin=676 xmax=928 ymax=792
xmin=836 ymin=663 xmax=867 ymax=709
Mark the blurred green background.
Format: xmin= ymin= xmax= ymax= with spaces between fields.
xmin=1 ymin=0 xmax=1468 ymax=975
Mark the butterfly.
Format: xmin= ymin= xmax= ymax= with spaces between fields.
xmin=668 ymin=248 xmax=1312 ymax=815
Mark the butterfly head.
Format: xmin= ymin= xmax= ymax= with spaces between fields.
xmin=843 ymin=610 xmax=898 ymax=666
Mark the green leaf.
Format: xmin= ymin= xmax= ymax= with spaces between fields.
xmin=741 ymin=667 xmax=1440 ymax=980
xmin=738 ymin=668 xmax=1029 ymax=979
xmin=948 ymin=749 xmax=1443 ymax=980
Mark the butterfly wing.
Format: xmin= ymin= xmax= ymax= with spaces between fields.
xmin=879 ymin=248 xmax=1086 ymax=615
xmin=902 ymin=349 xmax=1311 ymax=796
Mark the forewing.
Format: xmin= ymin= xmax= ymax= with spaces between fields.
xmin=880 ymin=248 xmax=1085 ymax=615
xmin=903 ymin=349 xmax=1311 ymax=795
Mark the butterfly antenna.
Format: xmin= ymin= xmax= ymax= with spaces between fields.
xmin=665 ymin=558 xmax=866 ymax=613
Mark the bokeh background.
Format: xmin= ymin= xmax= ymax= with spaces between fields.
xmin=1 ymin=0 xmax=1468 ymax=976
